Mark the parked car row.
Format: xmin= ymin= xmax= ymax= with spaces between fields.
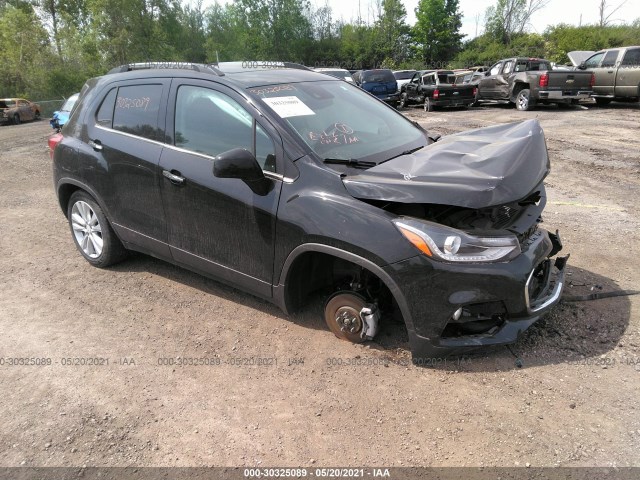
xmin=314 ymin=46 xmax=639 ymax=112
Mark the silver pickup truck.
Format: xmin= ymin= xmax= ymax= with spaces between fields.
xmin=570 ymin=47 xmax=640 ymax=105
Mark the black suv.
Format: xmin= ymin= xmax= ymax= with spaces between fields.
xmin=50 ymin=62 xmax=567 ymax=360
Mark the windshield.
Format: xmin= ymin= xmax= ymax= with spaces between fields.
xmin=250 ymin=80 xmax=425 ymax=163
xmin=0 ymin=100 xmax=16 ymax=108
xmin=61 ymin=93 xmax=79 ymax=112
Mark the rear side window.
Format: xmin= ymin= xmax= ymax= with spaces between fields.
xmin=622 ymin=48 xmax=640 ymax=67
xmin=602 ymin=50 xmax=619 ymax=68
xmin=503 ymin=61 xmax=514 ymax=74
xmin=112 ymin=85 xmax=163 ymax=141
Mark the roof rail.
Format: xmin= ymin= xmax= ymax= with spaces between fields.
xmin=107 ymin=62 xmax=225 ymax=76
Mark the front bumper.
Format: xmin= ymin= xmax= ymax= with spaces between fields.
xmin=383 ymin=228 xmax=567 ymax=360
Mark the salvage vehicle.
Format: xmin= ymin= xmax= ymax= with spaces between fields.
xmin=352 ymin=69 xmax=400 ymax=107
xmin=399 ymin=70 xmax=476 ymax=111
xmin=570 ymin=47 xmax=640 ymax=105
xmin=476 ymin=57 xmax=594 ymax=110
xmin=0 ymin=98 xmax=41 ymax=125
xmin=50 ymin=93 xmax=80 ymax=131
xmin=393 ymin=70 xmax=417 ymax=92
xmin=49 ymin=62 xmax=567 ymax=360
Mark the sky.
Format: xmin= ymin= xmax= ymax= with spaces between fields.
xmin=311 ymin=0 xmax=640 ymax=39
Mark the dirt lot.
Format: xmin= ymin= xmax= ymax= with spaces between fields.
xmin=1 ymin=101 xmax=639 ymax=470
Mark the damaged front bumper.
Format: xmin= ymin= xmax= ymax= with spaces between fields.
xmin=384 ymin=228 xmax=567 ymax=360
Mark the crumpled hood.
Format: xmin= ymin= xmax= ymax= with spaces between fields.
xmin=342 ymin=119 xmax=550 ymax=208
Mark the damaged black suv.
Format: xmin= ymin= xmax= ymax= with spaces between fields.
xmin=50 ymin=62 xmax=567 ymax=360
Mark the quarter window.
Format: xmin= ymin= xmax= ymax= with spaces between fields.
xmin=112 ymin=85 xmax=163 ymax=141
xmin=96 ymin=88 xmax=117 ymax=128
xmin=174 ymin=85 xmax=276 ymax=172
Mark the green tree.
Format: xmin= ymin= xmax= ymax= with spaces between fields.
xmin=413 ymin=0 xmax=463 ymax=66
xmin=0 ymin=5 xmax=53 ymax=97
xmin=375 ymin=0 xmax=410 ymax=66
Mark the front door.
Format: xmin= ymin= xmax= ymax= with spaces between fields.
xmin=478 ymin=62 xmax=504 ymax=99
xmin=159 ymin=81 xmax=283 ymax=298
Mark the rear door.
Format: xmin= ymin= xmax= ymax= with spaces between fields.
xmin=616 ymin=48 xmax=640 ymax=97
xmin=82 ymin=80 xmax=170 ymax=255
xmin=159 ymin=80 xmax=283 ymax=298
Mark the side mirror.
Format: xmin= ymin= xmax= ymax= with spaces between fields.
xmin=578 ymin=62 xmax=587 ymax=70
xmin=213 ymin=148 xmax=264 ymax=182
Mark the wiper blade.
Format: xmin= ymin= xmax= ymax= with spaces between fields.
xmin=379 ymin=145 xmax=425 ymax=165
xmin=323 ymin=158 xmax=377 ymax=169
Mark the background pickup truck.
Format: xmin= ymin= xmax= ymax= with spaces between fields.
xmin=399 ymin=70 xmax=476 ymax=111
xmin=476 ymin=57 xmax=594 ymax=111
xmin=570 ymin=47 xmax=640 ymax=105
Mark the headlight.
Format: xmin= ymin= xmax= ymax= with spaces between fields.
xmin=393 ymin=217 xmax=520 ymax=263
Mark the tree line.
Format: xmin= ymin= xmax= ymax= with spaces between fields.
xmin=1 ymin=0 xmax=639 ymax=100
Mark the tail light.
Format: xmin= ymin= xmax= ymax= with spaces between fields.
xmin=539 ymin=73 xmax=549 ymax=88
xmin=48 ymin=133 xmax=63 ymax=160
xmin=433 ymin=89 xmax=440 ymax=100
xmin=590 ymin=73 xmax=596 ymax=88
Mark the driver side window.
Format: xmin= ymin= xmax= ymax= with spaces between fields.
xmin=175 ymin=85 xmax=276 ymax=172
xmin=490 ymin=63 xmax=503 ymax=76
xmin=585 ymin=53 xmax=604 ymax=69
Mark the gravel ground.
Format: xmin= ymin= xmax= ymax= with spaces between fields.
xmin=0 ymin=101 xmax=639 ymax=469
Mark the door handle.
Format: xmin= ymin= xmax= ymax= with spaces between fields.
xmin=89 ymin=139 xmax=102 ymax=152
xmin=163 ymin=169 xmax=185 ymax=185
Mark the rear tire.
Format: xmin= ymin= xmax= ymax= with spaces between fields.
xmin=515 ymin=89 xmax=533 ymax=111
xmin=424 ymin=97 xmax=434 ymax=112
xmin=34 ymin=110 xmax=41 ymax=120
xmin=399 ymin=92 xmax=408 ymax=109
xmin=67 ymin=191 xmax=127 ymax=268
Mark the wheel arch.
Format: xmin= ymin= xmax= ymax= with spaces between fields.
xmin=510 ymin=82 xmax=530 ymax=102
xmin=275 ymin=243 xmax=415 ymax=333
xmin=56 ymin=178 xmax=112 ymax=221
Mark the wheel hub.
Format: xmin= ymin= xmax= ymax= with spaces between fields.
xmin=335 ymin=306 xmax=363 ymax=334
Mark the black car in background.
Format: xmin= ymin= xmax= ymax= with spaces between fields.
xmin=352 ymin=69 xmax=400 ymax=107
xmin=399 ymin=70 xmax=477 ymax=111
xmin=49 ymin=62 xmax=566 ymax=360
